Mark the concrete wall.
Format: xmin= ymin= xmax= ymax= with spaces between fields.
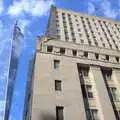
xmin=31 ymin=53 xmax=86 ymax=120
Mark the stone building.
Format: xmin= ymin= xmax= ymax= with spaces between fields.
xmin=26 ymin=6 xmax=120 ymax=120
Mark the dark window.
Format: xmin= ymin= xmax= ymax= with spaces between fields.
xmin=116 ymin=57 xmax=119 ymax=62
xmin=55 ymin=80 xmax=62 ymax=91
xmin=106 ymin=55 xmax=109 ymax=61
xmin=81 ymin=39 xmax=84 ymax=43
xmin=102 ymin=43 xmax=105 ymax=47
xmin=95 ymin=53 xmax=99 ymax=59
xmin=79 ymin=33 xmax=82 ymax=37
xmin=88 ymin=41 xmax=91 ymax=45
xmin=91 ymin=109 xmax=99 ymax=120
xmin=47 ymin=46 xmax=53 ymax=52
xmin=116 ymin=45 xmax=118 ymax=49
xmin=86 ymin=85 xmax=93 ymax=98
xmin=60 ymin=48 xmax=65 ymax=55
xmin=54 ymin=60 xmax=60 ymax=69
xmin=56 ymin=20 xmax=59 ymax=23
xmin=72 ymin=38 xmax=76 ymax=42
xmin=95 ymin=41 xmax=98 ymax=46
xmin=110 ymin=87 xmax=118 ymax=100
xmin=56 ymin=106 xmax=64 ymax=120
xmin=109 ymin=44 xmax=112 ymax=48
xmin=57 ymin=35 xmax=61 ymax=39
xmin=82 ymin=67 xmax=89 ymax=77
xmin=65 ymin=37 xmax=69 ymax=41
xmin=72 ymin=50 xmax=77 ymax=56
xmin=84 ymin=52 xmax=88 ymax=58
xmin=105 ymin=70 xmax=112 ymax=81
xmin=62 ymin=13 xmax=65 ymax=16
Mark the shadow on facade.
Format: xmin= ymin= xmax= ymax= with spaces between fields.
xmin=40 ymin=113 xmax=56 ymax=120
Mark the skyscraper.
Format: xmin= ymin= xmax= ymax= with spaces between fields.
xmin=0 ymin=22 xmax=24 ymax=120
xmin=26 ymin=6 xmax=120 ymax=120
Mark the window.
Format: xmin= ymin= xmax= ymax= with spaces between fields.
xmin=72 ymin=38 xmax=76 ymax=42
xmin=65 ymin=37 xmax=69 ymax=41
xmin=91 ymin=109 xmax=99 ymax=120
xmin=88 ymin=41 xmax=91 ymax=45
xmin=86 ymin=85 xmax=93 ymax=98
xmin=83 ymin=69 xmax=89 ymax=77
xmin=60 ymin=48 xmax=65 ymax=55
xmin=105 ymin=70 xmax=112 ymax=81
xmin=62 ymin=13 xmax=65 ymax=16
xmin=110 ymin=87 xmax=118 ymax=100
xmin=72 ymin=50 xmax=77 ymax=56
xmin=47 ymin=46 xmax=53 ymax=52
xmin=71 ymin=32 xmax=75 ymax=36
xmin=95 ymin=41 xmax=98 ymax=46
xmin=56 ymin=20 xmax=59 ymax=23
xmin=116 ymin=57 xmax=119 ymax=63
xmin=76 ymin=19 xmax=78 ymax=22
xmin=79 ymin=33 xmax=82 ymax=37
xmin=57 ymin=29 xmax=60 ymax=34
xmin=95 ymin=53 xmax=99 ymax=60
xmin=56 ymin=106 xmax=64 ymax=120
xmin=106 ymin=55 xmax=109 ymax=61
xmin=84 ymin=52 xmax=88 ymax=58
xmin=115 ymin=45 xmax=118 ymax=50
xmin=81 ymin=39 xmax=84 ymax=43
xmin=102 ymin=43 xmax=105 ymax=47
xmin=54 ymin=60 xmax=60 ymax=69
xmin=55 ymin=80 xmax=62 ymax=91
xmin=57 ymin=35 xmax=61 ymax=39
xmin=80 ymin=67 xmax=89 ymax=77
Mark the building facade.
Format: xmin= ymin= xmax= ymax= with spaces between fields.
xmin=28 ymin=6 xmax=120 ymax=120
xmin=0 ymin=23 xmax=24 ymax=120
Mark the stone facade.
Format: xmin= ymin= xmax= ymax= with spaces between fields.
xmin=28 ymin=6 xmax=120 ymax=120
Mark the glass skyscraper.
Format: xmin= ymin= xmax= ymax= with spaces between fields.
xmin=0 ymin=22 xmax=24 ymax=120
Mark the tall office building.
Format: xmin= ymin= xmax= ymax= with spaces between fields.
xmin=26 ymin=6 xmax=120 ymax=120
xmin=0 ymin=23 xmax=24 ymax=120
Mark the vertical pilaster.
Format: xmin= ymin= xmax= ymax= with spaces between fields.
xmin=90 ymin=66 xmax=116 ymax=120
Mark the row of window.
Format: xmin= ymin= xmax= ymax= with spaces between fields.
xmin=102 ymin=69 xmax=120 ymax=119
xmin=56 ymin=106 xmax=99 ymax=120
xmin=79 ymin=66 xmax=120 ymax=119
xmin=55 ymin=62 xmax=99 ymax=120
xmin=47 ymin=46 xmax=120 ymax=63
xmin=56 ymin=11 xmax=120 ymax=49
xmin=79 ymin=67 xmax=100 ymax=120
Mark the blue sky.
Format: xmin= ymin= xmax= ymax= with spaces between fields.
xmin=0 ymin=0 xmax=120 ymax=120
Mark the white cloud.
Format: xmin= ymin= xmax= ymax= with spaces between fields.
xmin=7 ymin=0 xmax=55 ymax=17
xmin=101 ymin=1 xmax=118 ymax=19
xmin=88 ymin=2 xmax=95 ymax=14
xmin=88 ymin=0 xmax=119 ymax=19
xmin=0 ymin=0 xmax=4 ymax=14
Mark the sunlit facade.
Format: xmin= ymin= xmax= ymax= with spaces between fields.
xmin=27 ymin=6 xmax=120 ymax=120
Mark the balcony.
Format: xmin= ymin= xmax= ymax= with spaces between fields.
xmin=107 ymin=79 xmax=116 ymax=87
xmin=84 ymin=98 xmax=97 ymax=108
xmin=80 ymin=76 xmax=92 ymax=85
xmin=88 ymin=98 xmax=97 ymax=107
xmin=114 ymin=100 xmax=120 ymax=109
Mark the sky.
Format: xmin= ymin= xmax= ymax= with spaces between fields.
xmin=0 ymin=0 xmax=120 ymax=120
